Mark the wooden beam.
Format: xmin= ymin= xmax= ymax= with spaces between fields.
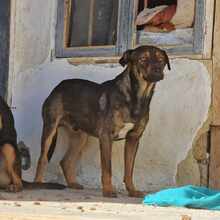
xmin=212 ymin=0 xmax=220 ymax=125
xmin=209 ymin=126 xmax=220 ymax=189
xmin=67 ymin=56 xmax=120 ymax=65
xmin=193 ymin=132 xmax=209 ymax=187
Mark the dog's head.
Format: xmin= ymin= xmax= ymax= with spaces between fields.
xmin=119 ymin=46 xmax=171 ymax=82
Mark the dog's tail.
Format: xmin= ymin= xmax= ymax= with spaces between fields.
xmin=47 ymin=130 xmax=58 ymax=162
xmin=22 ymin=180 xmax=66 ymax=190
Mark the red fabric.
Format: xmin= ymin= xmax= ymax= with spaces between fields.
xmin=147 ymin=4 xmax=177 ymax=26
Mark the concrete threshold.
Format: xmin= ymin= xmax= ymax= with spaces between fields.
xmin=0 ymin=189 xmax=219 ymax=220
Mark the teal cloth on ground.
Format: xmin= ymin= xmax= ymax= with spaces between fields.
xmin=143 ymin=185 xmax=220 ymax=210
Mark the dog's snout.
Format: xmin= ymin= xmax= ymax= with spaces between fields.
xmin=146 ymin=72 xmax=164 ymax=82
xmin=154 ymin=66 xmax=161 ymax=73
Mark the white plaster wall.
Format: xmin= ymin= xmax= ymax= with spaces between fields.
xmin=12 ymin=0 xmax=53 ymax=75
xmin=10 ymin=0 xmax=211 ymax=192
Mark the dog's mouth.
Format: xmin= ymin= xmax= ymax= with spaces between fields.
xmin=145 ymin=73 xmax=164 ymax=82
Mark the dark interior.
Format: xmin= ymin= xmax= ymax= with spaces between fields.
xmin=69 ymin=0 xmax=118 ymax=47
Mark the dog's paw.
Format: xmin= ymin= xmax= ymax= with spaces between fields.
xmin=103 ymin=190 xmax=117 ymax=198
xmin=6 ymin=184 xmax=22 ymax=193
xmin=68 ymin=182 xmax=84 ymax=190
xmin=128 ymin=190 xmax=145 ymax=198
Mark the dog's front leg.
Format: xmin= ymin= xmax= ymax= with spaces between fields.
xmin=99 ymin=133 xmax=116 ymax=197
xmin=124 ymin=133 xmax=144 ymax=197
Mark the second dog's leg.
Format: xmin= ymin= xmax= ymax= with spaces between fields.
xmin=61 ymin=129 xmax=88 ymax=189
xmin=99 ymin=134 xmax=116 ymax=197
xmin=35 ymin=122 xmax=58 ymax=182
xmin=2 ymin=144 xmax=23 ymax=192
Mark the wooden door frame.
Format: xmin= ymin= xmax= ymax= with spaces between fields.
xmin=209 ymin=0 xmax=220 ymax=189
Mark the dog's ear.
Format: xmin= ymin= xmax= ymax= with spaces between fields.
xmin=163 ymin=50 xmax=171 ymax=70
xmin=119 ymin=49 xmax=133 ymax=67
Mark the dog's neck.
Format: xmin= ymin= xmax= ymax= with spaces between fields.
xmin=130 ymin=64 xmax=155 ymax=98
xmin=115 ymin=65 xmax=155 ymax=99
xmin=114 ymin=65 xmax=156 ymax=117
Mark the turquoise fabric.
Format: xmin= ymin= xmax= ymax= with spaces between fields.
xmin=143 ymin=185 xmax=220 ymax=210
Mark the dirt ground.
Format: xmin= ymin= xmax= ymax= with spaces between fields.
xmin=0 ymin=188 xmax=219 ymax=220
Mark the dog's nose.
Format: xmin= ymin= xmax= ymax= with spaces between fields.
xmin=132 ymin=109 xmax=141 ymax=120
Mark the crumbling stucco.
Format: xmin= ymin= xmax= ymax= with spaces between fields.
xmin=176 ymin=149 xmax=201 ymax=186
xmin=176 ymin=131 xmax=210 ymax=187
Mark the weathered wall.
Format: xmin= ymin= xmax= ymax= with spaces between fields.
xmin=9 ymin=0 xmax=211 ymax=192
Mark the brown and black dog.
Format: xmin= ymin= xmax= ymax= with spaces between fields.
xmin=0 ymin=96 xmax=65 ymax=192
xmin=34 ymin=45 xmax=171 ymax=197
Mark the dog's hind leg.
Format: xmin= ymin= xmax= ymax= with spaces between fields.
xmin=35 ymin=119 xmax=59 ymax=182
xmin=60 ymin=128 xmax=88 ymax=189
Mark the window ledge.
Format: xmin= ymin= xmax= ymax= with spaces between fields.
xmin=66 ymin=53 xmax=212 ymax=65
xmin=67 ymin=57 xmax=120 ymax=65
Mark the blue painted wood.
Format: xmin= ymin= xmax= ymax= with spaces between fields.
xmin=55 ymin=0 xmax=122 ymax=58
xmin=127 ymin=0 xmax=135 ymax=50
xmin=117 ymin=0 xmax=132 ymax=54
xmin=56 ymin=0 xmax=207 ymax=58
xmin=193 ymin=0 xmax=205 ymax=54
xmin=0 ymin=0 xmax=10 ymax=99
xmin=59 ymin=46 xmax=116 ymax=58
xmin=135 ymin=0 xmax=206 ymax=56
xmin=55 ymin=0 xmax=66 ymax=57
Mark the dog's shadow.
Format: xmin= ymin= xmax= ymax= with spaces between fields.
xmin=0 ymin=188 xmax=144 ymax=204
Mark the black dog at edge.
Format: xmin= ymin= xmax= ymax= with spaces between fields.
xmin=0 ymin=96 xmax=65 ymax=192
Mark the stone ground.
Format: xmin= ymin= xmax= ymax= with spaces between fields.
xmin=0 ymin=188 xmax=219 ymax=220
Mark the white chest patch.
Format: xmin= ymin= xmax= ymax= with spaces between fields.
xmin=117 ymin=123 xmax=134 ymax=139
